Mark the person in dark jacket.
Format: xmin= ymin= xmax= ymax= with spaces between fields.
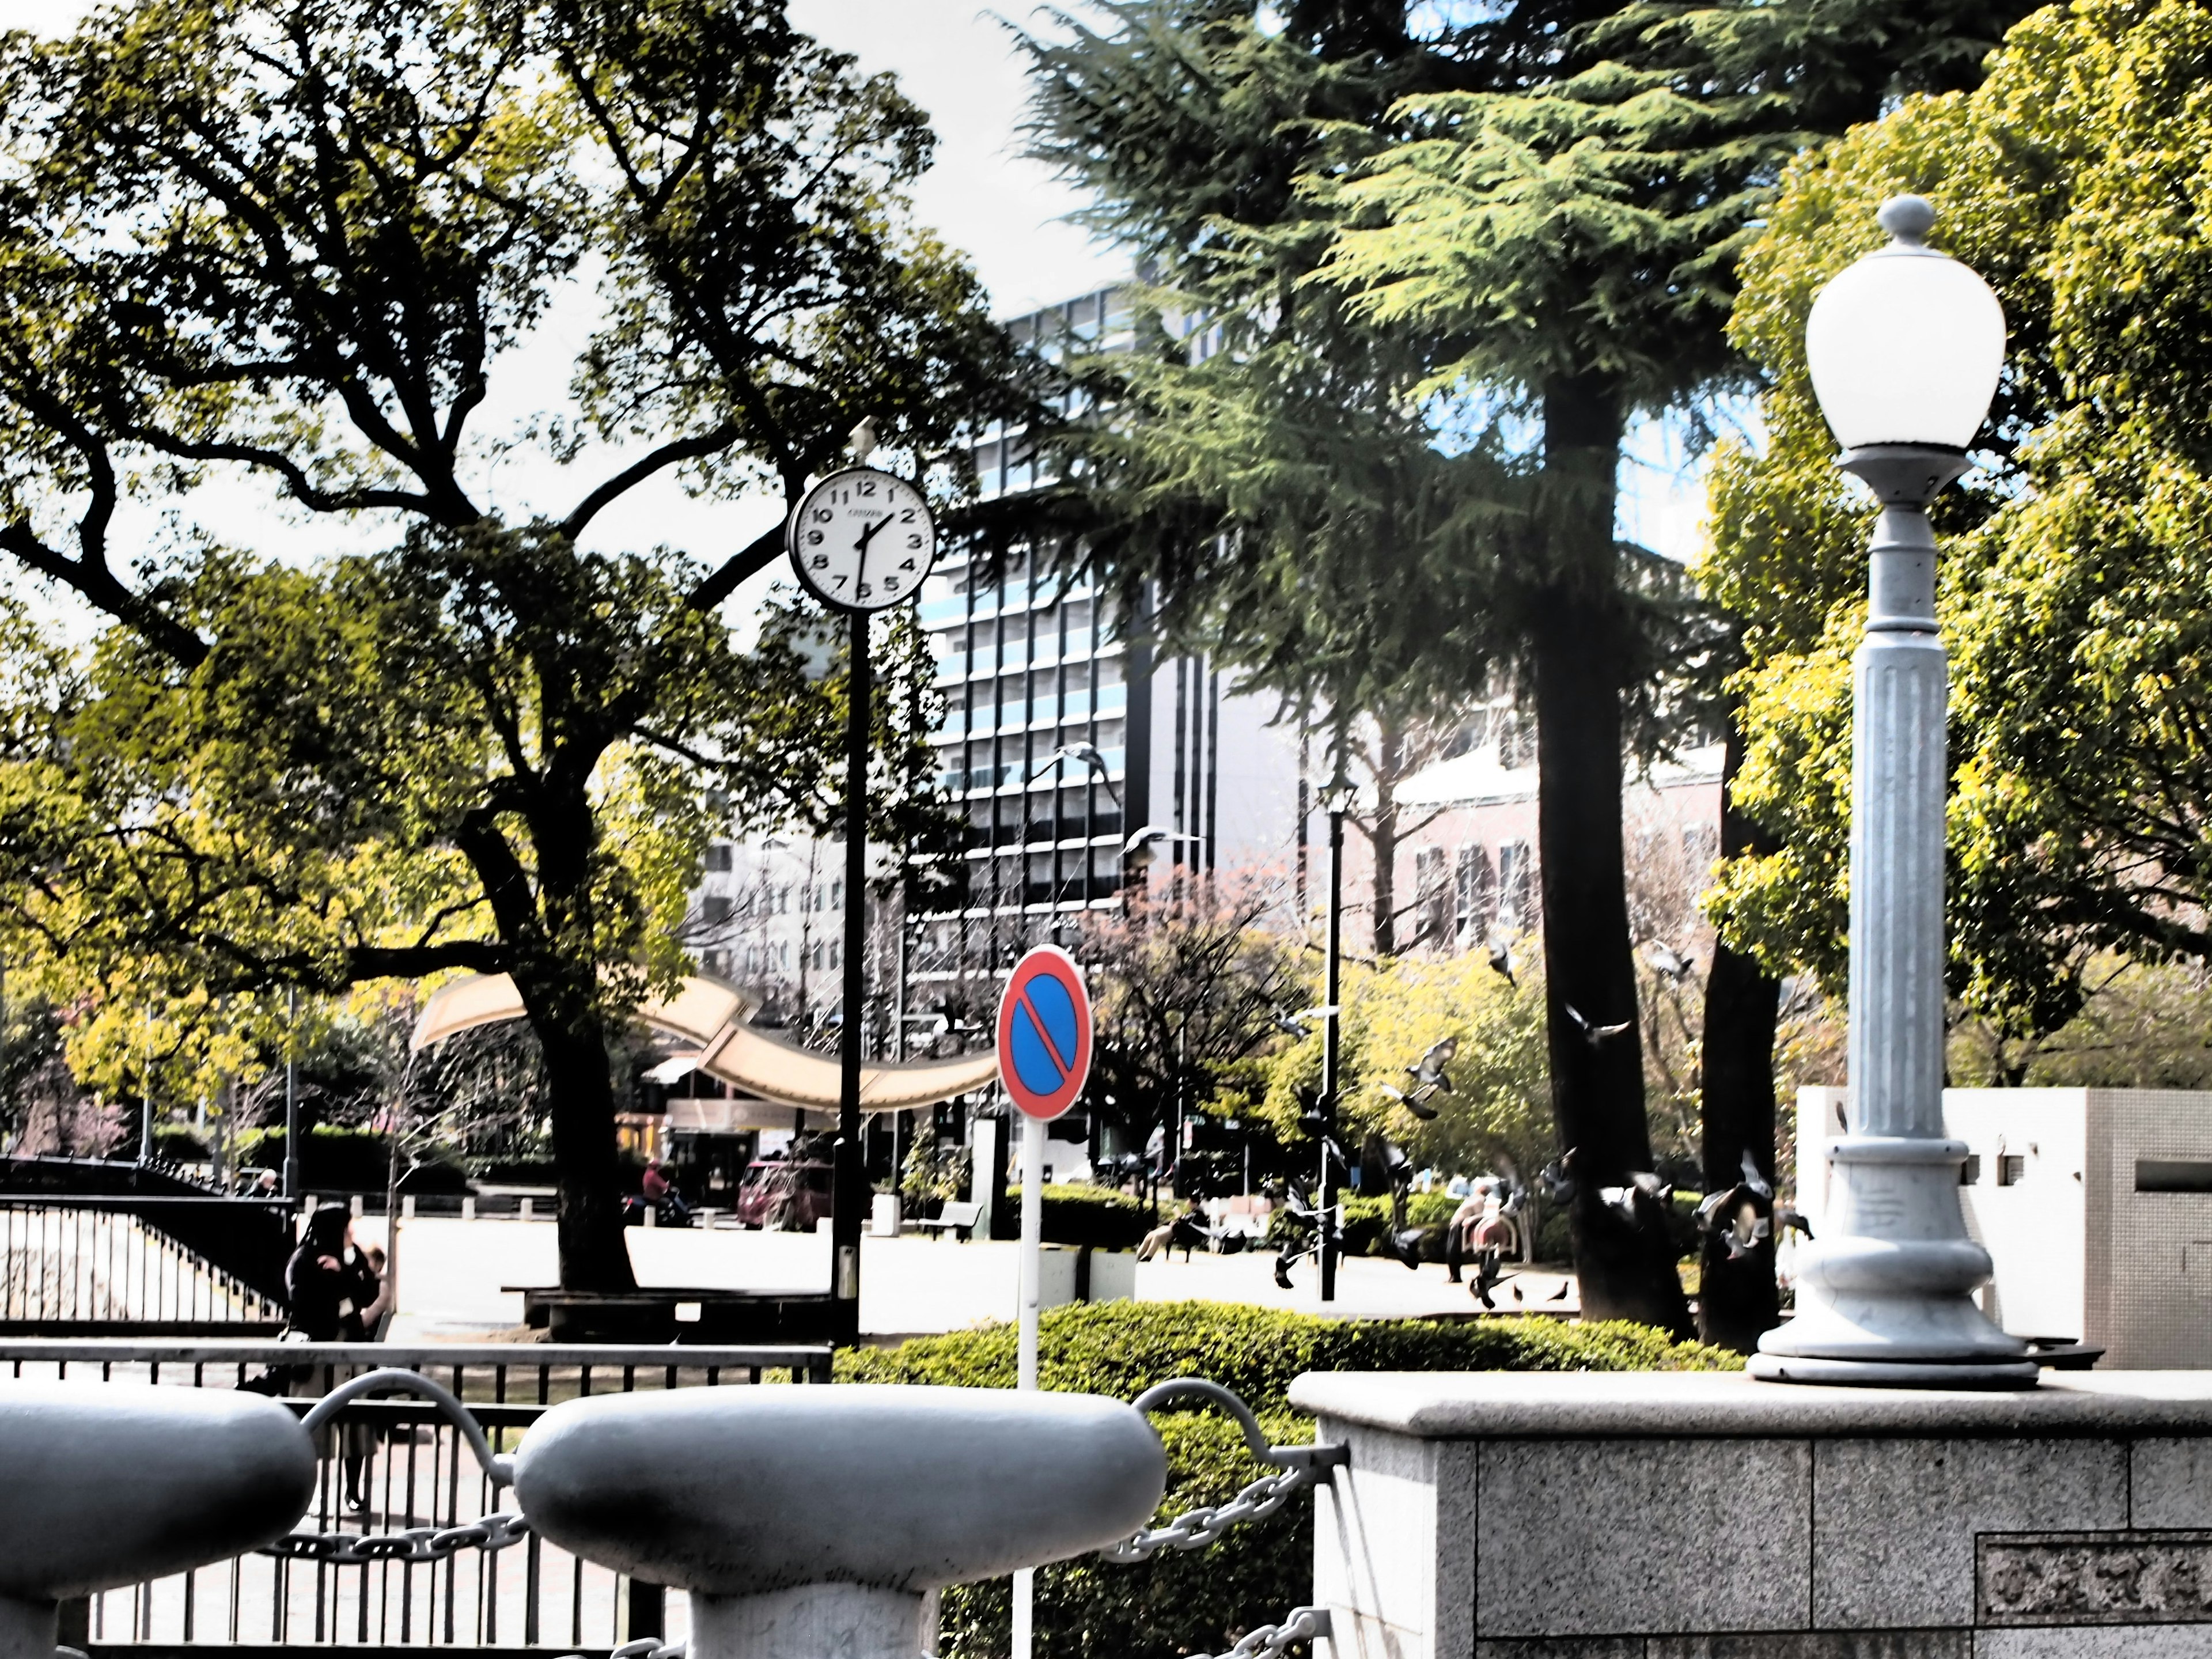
xmin=287 ymin=1205 xmax=378 ymax=1340
xmin=286 ymin=1204 xmax=386 ymax=1508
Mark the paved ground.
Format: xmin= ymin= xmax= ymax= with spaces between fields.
xmin=356 ymin=1215 xmax=1580 ymax=1342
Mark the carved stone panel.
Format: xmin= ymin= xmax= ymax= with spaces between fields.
xmin=1979 ymin=1532 xmax=2212 ymax=1626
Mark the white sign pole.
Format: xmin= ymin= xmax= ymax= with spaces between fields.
xmin=1012 ymin=1107 xmax=1047 ymax=1659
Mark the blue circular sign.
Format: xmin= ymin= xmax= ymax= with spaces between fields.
xmin=996 ymin=946 xmax=1093 ymax=1121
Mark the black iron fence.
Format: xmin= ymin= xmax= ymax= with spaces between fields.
xmin=1 ymin=1338 xmax=830 ymax=1657
xmin=0 ymin=1198 xmax=291 ymax=1334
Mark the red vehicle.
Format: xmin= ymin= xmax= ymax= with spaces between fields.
xmin=734 ymin=1159 xmax=834 ymax=1230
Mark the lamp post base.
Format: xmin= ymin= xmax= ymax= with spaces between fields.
xmin=1747 ymin=1353 xmax=2039 ymax=1387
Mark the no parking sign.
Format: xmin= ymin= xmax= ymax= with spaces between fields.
xmin=996 ymin=946 xmax=1092 ymax=1122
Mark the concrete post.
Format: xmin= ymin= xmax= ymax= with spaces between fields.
xmin=0 ymin=1599 xmax=54 ymax=1659
xmin=690 ymin=1585 xmax=927 ymax=1659
xmin=1753 ymin=448 xmax=2034 ymax=1385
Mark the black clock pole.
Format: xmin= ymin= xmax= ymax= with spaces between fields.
xmin=831 ymin=605 xmax=871 ymax=1346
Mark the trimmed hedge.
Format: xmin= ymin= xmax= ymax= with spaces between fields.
xmin=231 ymin=1127 xmax=467 ymax=1194
xmin=996 ymin=1183 xmax=1153 ymax=1250
xmin=841 ymin=1301 xmax=1737 ymax=1659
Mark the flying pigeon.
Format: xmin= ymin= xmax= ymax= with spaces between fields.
xmin=1646 ymin=942 xmax=1692 ymax=980
xmin=1487 ymin=940 xmax=1516 ymax=985
xmin=1563 ymin=1002 xmax=1633 ymax=1047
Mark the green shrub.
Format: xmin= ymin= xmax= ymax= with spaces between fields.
xmin=231 ymin=1127 xmax=467 ymax=1194
xmin=996 ymin=1183 xmax=1152 ymax=1250
xmin=153 ymin=1127 xmax=209 ymax=1162
xmin=841 ymin=1301 xmax=1738 ymax=1659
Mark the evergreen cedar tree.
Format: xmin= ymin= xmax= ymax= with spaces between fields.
xmin=1022 ymin=0 xmax=2036 ymax=1340
xmin=0 ymin=0 xmax=1035 ymax=1292
xmin=1710 ymin=1 xmax=2212 ymax=1092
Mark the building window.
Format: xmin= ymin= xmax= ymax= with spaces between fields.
xmin=1456 ymin=845 xmax=1497 ymax=945
xmin=704 ymin=843 xmax=733 ymax=872
xmin=1997 ymin=1154 xmax=2025 ymax=1187
xmin=1498 ymin=840 xmax=1535 ymax=929
xmin=702 ymin=895 xmax=733 ymax=926
xmin=1960 ymin=1155 xmax=1982 ymax=1185
xmin=1415 ymin=847 xmax=1450 ymax=944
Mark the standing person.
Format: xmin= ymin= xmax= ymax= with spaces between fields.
xmin=286 ymin=1205 xmax=386 ymax=1510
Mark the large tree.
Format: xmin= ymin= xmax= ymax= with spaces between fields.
xmin=0 ymin=0 xmax=1021 ymax=1289
xmin=1025 ymin=0 xmax=2030 ymax=1330
xmin=1709 ymin=0 xmax=2212 ymax=1058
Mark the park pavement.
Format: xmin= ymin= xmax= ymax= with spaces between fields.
xmin=350 ymin=1214 xmax=1580 ymax=1344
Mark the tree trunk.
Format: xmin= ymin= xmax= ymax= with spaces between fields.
xmin=1369 ymin=715 xmax=1403 ymax=957
xmin=519 ymin=976 xmax=640 ymax=1294
xmin=1533 ymin=372 xmax=1690 ymax=1336
xmin=1696 ymin=703 xmax=1784 ymax=1352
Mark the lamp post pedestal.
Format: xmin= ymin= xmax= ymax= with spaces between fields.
xmin=1753 ymin=444 xmax=2033 ymax=1386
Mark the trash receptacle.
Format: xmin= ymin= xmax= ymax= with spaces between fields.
xmin=870 ymin=1192 xmax=902 ymax=1238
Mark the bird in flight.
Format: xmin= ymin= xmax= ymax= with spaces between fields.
xmin=1562 ymin=1002 xmax=1632 ymax=1047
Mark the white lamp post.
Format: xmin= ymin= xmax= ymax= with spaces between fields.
xmin=1752 ymin=196 xmax=2037 ymax=1385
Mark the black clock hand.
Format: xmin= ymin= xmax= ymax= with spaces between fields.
xmin=851 ymin=513 xmax=893 ymax=593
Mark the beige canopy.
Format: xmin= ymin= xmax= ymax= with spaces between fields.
xmin=409 ymin=973 xmax=1000 ymax=1115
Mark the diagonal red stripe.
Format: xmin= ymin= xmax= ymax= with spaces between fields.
xmin=1014 ymin=983 xmax=1076 ymax=1075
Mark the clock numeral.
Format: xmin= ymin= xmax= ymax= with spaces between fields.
xmin=858 ymin=479 xmax=877 ymax=496
xmin=810 ymin=554 xmax=828 ymax=569
xmin=811 ymin=509 xmax=832 ymax=523
xmin=832 ymin=574 xmax=849 ymax=589
xmin=882 ymin=575 xmax=900 ymax=593
xmin=806 ymin=531 xmax=823 ymax=546
xmin=900 ymin=508 xmax=916 ymax=524
xmin=858 ymin=581 xmax=873 ymax=599
xmin=907 ymin=535 xmax=923 ymax=549
xmin=899 ymin=558 xmax=916 ymax=571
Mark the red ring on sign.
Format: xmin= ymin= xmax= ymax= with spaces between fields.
xmin=997 ymin=946 xmax=1093 ymax=1122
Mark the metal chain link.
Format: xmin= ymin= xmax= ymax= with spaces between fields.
xmin=1100 ymin=1377 xmax=1346 ymax=1563
xmin=261 ymin=1508 xmax=531 ymax=1565
xmin=609 ymin=1637 xmax=690 ymax=1659
xmin=1099 ymin=1463 xmax=1324 ymax=1562
xmin=1195 ymin=1604 xmax=1332 ymax=1659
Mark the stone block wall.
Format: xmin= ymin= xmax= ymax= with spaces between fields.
xmin=1293 ymin=1370 xmax=2212 ymax=1658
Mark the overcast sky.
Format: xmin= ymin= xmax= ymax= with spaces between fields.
xmin=0 ymin=0 xmax=1699 ymax=623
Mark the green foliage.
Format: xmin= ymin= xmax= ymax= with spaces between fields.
xmin=997 ymin=1184 xmax=1154 ymax=1250
xmin=838 ymin=1297 xmax=1737 ymax=1404
xmin=1255 ymin=949 xmax=1551 ymax=1180
xmin=231 ymin=1126 xmax=467 ymax=1194
xmin=0 ymin=0 xmax=1024 ymax=1287
xmin=152 ymin=1126 xmax=209 ymax=1162
xmin=1707 ymin=0 xmax=2212 ymax=1038
xmin=842 ymin=1300 xmax=1735 ymax=1659
xmin=1075 ymin=874 xmax=1305 ymax=1155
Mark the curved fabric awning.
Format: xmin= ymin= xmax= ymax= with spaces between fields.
xmin=410 ymin=973 xmax=1000 ymax=1114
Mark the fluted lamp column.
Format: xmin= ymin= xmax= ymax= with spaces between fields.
xmin=1752 ymin=195 xmax=2037 ymax=1386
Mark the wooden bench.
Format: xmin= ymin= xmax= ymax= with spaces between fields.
xmin=909 ymin=1200 xmax=983 ymax=1241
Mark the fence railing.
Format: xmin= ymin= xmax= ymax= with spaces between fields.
xmin=1 ymin=1338 xmax=831 ymax=1656
xmin=0 ymin=1199 xmax=291 ymax=1334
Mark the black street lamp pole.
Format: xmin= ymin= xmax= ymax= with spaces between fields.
xmin=832 ymin=609 xmax=872 ymax=1347
xmin=1319 ymin=776 xmax=1349 ymax=1303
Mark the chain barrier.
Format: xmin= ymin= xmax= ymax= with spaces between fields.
xmin=1100 ymin=1378 xmax=1346 ymax=1563
xmin=259 ymin=1365 xmax=525 ymax=1565
xmin=1195 ymin=1605 xmax=1332 ymax=1659
xmin=262 ymin=1509 xmax=530 ymax=1565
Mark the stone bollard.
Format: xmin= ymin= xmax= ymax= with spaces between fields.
xmin=0 ymin=1385 xmax=315 ymax=1659
xmin=512 ymin=1385 xmax=1165 ymax=1659
xmin=463 ymin=1196 xmax=476 ymax=1221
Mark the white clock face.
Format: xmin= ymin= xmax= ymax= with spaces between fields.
xmin=786 ymin=467 xmax=937 ymax=612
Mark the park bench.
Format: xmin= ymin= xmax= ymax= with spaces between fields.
xmin=909 ymin=1199 xmax=983 ymax=1240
